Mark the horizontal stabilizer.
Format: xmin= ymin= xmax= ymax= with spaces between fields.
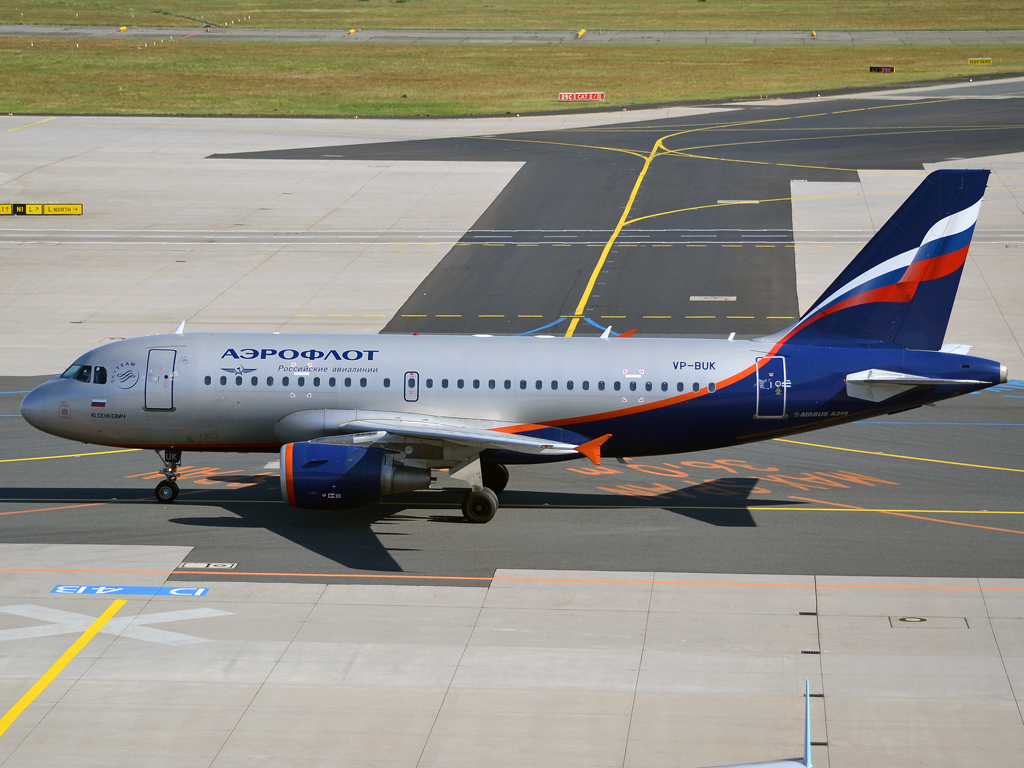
xmin=845 ymin=368 xmax=985 ymax=402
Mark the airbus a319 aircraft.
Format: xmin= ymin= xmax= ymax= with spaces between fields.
xmin=21 ymin=170 xmax=1006 ymax=522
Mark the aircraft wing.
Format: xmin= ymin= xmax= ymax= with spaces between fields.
xmin=327 ymin=418 xmax=581 ymax=456
xmin=276 ymin=409 xmax=611 ymax=463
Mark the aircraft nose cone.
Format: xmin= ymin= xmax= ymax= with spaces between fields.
xmin=20 ymin=384 xmax=55 ymax=430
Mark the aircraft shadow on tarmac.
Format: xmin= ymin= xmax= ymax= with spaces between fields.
xmin=166 ymin=478 xmax=778 ymax=571
xmin=0 ymin=479 xmax=782 ymax=572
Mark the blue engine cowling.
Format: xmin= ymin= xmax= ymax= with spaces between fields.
xmin=280 ymin=442 xmax=432 ymax=510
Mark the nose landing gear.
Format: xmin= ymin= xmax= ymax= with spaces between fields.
xmin=154 ymin=449 xmax=181 ymax=503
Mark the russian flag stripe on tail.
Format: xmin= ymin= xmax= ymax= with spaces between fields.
xmin=781 ymin=169 xmax=988 ymax=350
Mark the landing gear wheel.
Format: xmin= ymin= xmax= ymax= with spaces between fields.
xmin=462 ymin=487 xmax=498 ymax=524
xmin=155 ymin=480 xmax=179 ymax=503
xmin=481 ymin=463 xmax=509 ymax=494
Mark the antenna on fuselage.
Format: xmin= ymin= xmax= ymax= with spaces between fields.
xmin=600 ymin=325 xmax=612 ymax=339
xmin=727 ymin=332 xmax=736 ymax=341
xmin=173 ymin=321 xmax=186 ymax=335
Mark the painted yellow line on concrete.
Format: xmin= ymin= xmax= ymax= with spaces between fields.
xmin=726 ymin=316 xmax=755 ymax=319
xmin=401 ymin=314 xmax=426 ymax=317
xmin=643 ymin=315 xmax=671 ymax=319
xmin=0 ymin=599 xmax=125 ymax=739
xmin=767 ymin=316 xmax=795 ymax=319
xmin=686 ymin=315 xmax=716 ymax=318
xmin=756 ymin=245 xmax=776 ymax=248
xmin=325 ymin=314 xmax=351 ymax=317
xmin=479 ymin=314 xmax=505 ymax=318
xmin=775 ymin=438 xmax=1024 ymax=473
xmin=0 ymin=448 xmax=140 ymax=464
xmin=518 ymin=315 xmax=543 ymax=318
xmin=435 ymin=314 xmax=462 ymax=318
xmin=687 ymin=244 xmax=706 ymax=247
xmin=6 ymin=117 xmax=56 ymax=133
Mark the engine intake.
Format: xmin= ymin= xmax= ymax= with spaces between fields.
xmin=280 ymin=442 xmax=431 ymax=510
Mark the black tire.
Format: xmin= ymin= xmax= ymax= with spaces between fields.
xmin=481 ymin=463 xmax=509 ymax=494
xmin=155 ymin=480 xmax=179 ymax=503
xmin=462 ymin=487 xmax=498 ymax=523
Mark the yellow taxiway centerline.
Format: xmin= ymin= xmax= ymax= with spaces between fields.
xmin=0 ymin=599 xmax=126 ymax=739
xmin=775 ymin=438 xmax=1024 ymax=473
xmin=0 ymin=448 xmax=141 ymax=463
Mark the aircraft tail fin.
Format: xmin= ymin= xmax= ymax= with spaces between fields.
xmin=782 ymin=169 xmax=988 ymax=350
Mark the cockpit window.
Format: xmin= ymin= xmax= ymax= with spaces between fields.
xmin=61 ymin=365 xmax=92 ymax=383
xmin=93 ymin=366 xmax=107 ymax=385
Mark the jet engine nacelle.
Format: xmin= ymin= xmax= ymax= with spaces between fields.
xmin=280 ymin=442 xmax=431 ymax=510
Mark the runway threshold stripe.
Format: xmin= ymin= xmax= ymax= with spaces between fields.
xmin=774 ymin=438 xmax=1024 ymax=473
xmin=791 ymin=496 xmax=1024 ymax=536
xmin=0 ymin=566 xmax=1020 ymax=591
xmin=0 ymin=599 xmax=125 ymax=740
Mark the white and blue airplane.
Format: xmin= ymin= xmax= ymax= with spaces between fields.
xmin=21 ymin=170 xmax=1005 ymax=522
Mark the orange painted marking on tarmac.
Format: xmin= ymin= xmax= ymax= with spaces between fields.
xmin=0 ymin=567 xmax=1023 ymax=590
xmin=0 ymin=503 xmax=104 ymax=517
xmin=790 ymin=495 xmax=1024 ymax=536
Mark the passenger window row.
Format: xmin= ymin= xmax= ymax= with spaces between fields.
xmin=202 ymin=374 xmax=716 ymax=394
xmin=205 ymin=375 xmax=385 ymax=389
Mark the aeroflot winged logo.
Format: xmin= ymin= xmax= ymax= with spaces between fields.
xmin=221 ymin=348 xmax=379 ymax=361
xmin=222 ymin=366 xmax=258 ymax=375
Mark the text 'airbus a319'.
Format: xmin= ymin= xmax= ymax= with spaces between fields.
xmin=21 ymin=170 xmax=1006 ymax=523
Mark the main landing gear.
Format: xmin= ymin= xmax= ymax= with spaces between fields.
xmin=459 ymin=463 xmax=507 ymax=523
xmin=154 ymin=449 xmax=181 ymax=503
xmin=462 ymin=487 xmax=499 ymax=524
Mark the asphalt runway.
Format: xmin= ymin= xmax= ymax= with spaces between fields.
xmin=2 ymin=83 xmax=1023 ymax=583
